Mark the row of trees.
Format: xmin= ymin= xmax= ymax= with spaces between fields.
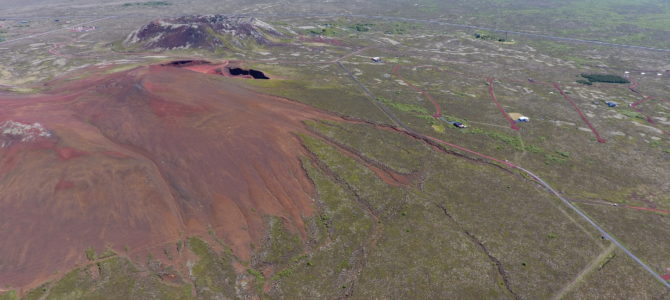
xmin=474 ymin=32 xmax=507 ymax=42
xmin=578 ymin=73 xmax=630 ymax=84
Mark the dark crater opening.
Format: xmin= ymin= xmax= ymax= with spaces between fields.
xmin=228 ymin=68 xmax=270 ymax=79
xmin=163 ymin=60 xmax=211 ymax=67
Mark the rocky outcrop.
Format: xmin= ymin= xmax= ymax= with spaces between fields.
xmin=124 ymin=15 xmax=284 ymax=50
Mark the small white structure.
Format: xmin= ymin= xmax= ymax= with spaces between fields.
xmin=371 ymin=57 xmax=382 ymax=63
xmin=658 ymin=73 xmax=663 ymax=76
xmin=624 ymin=71 xmax=630 ymax=74
xmin=518 ymin=116 xmax=530 ymax=122
xmin=71 ymin=25 xmax=96 ymax=32
xmin=641 ymin=72 xmax=646 ymax=75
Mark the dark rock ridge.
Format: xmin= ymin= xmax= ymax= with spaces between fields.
xmin=124 ymin=15 xmax=284 ymax=50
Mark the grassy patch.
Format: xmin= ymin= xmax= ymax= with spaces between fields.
xmin=270 ymin=155 xmax=373 ymax=298
xmin=305 ymin=120 xmax=433 ymax=173
xmin=22 ymin=283 xmax=49 ymax=300
xmin=85 ymin=247 xmax=96 ymax=261
xmin=247 ymin=268 xmax=265 ymax=293
xmin=0 ymin=291 xmax=16 ymax=300
xmin=465 ymin=127 xmax=545 ymax=154
xmin=243 ymin=77 xmax=389 ymax=123
xmin=377 ymin=96 xmax=429 ymax=114
xmin=352 ymin=23 xmax=374 ymax=32
xmin=545 ymin=152 xmax=569 ymax=164
xmin=29 ymin=256 xmax=192 ymax=299
xmin=620 ymin=110 xmax=645 ymax=120
xmin=308 ymin=27 xmax=338 ymax=36
xmin=381 ymin=22 xmax=419 ymax=34
xmin=188 ymin=237 xmax=238 ymax=299
xmin=259 ymin=217 xmax=303 ymax=266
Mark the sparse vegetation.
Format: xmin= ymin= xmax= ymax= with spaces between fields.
xmin=352 ymin=23 xmax=373 ymax=32
xmin=308 ymin=27 xmax=337 ymax=36
xmin=474 ymin=31 xmax=510 ymax=42
xmin=84 ymin=247 xmax=96 ymax=261
xmin=187 ymin=237 xmax=238 ymax=299
xmin=377 ymin=96 xmax=429 ymax=114
xmin=576 ymin=79 xmax=593 ymax=85
xmin=0 ymin=291 xmax=16 ymax=300
xmin=382 ymin=22 xmax=417 ymax=34
xmin=621 ymin=110 xmax=645 ymax=120
xmin=247 ymin=268 xmax=265 ymax=293
xmin=122 ymin=1 xmax=170 ymax=7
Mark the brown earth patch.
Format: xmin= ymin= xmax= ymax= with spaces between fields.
xmin=0 ymin=63 xmax=349 ymax=291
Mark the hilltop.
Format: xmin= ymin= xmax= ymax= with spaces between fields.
xmin=123 ymin=15 xmax=283 ymax=50
xmin=0 ymin=62 xmax=337 ymax=292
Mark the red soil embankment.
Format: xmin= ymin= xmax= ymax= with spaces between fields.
xmin=0 ymin=64 xmax=343 ymax=291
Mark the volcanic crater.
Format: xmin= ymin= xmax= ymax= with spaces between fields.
xmin=124 ymin=15 xmax=284 ymax=50
xmin=163 ymin=60 xmax=270 ymax=79
xmin=0 ymin=62 xmax=340 ymax=289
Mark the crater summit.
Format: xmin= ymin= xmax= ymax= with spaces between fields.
xmin=0 ymin=63 xmax=334 ymax=289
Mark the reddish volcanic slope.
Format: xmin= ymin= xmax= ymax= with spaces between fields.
xmin=0 ymin=64 xmax=336 ymax=289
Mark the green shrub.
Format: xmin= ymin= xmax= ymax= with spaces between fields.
xmin=308 ymin=28 xmax=337 ymax=36
xmin=85 ymin=247 xmax=96 ymax=261
xmin=352 ymin=24 xmax=373 ymax=32
xmin=620 ymin=110 xmax=645 ymax=120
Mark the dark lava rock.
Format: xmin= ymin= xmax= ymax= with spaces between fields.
xmin=124 ymin=15 xmax=284 ymax=50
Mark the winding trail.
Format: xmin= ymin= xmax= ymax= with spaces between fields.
xmin=625 ymin=206 xmax=670 ymax=215
xmin=627 ymin=77 xmax=670 ymax=138
xmin=552 ymin=83 xmax=606 ymax=143
xmin=551 ymin=243 xmax=617 ymax=300
xmin=391 ymin=65 xmax=442 ymax=118
xmin=487 ymin=78 xmax=520 ymax=131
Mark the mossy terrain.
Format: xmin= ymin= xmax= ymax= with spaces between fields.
xmin=304 ymin=20 xmax=419 ymax=36
xmin=187 ymin=237 xmax=238 ymax=299
xmin=269 ymin=156 xmax=374 ymax=298
xmin=0 ymin=291 xmax=16 ymax=300
xmin=243 ymin=76 xmax=390 ymax=124
xmin=11 ymin=237 xmax=245 ymax=300
xmin=14 ymin=255 xmax=192 ymax=300
xmin=305 ymin=119 xmax=432 ymax=173
xmin=252 ymin=216 xmax=304 ymax=282
xmin=292 ymin=133 xmax=510 ymax=298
